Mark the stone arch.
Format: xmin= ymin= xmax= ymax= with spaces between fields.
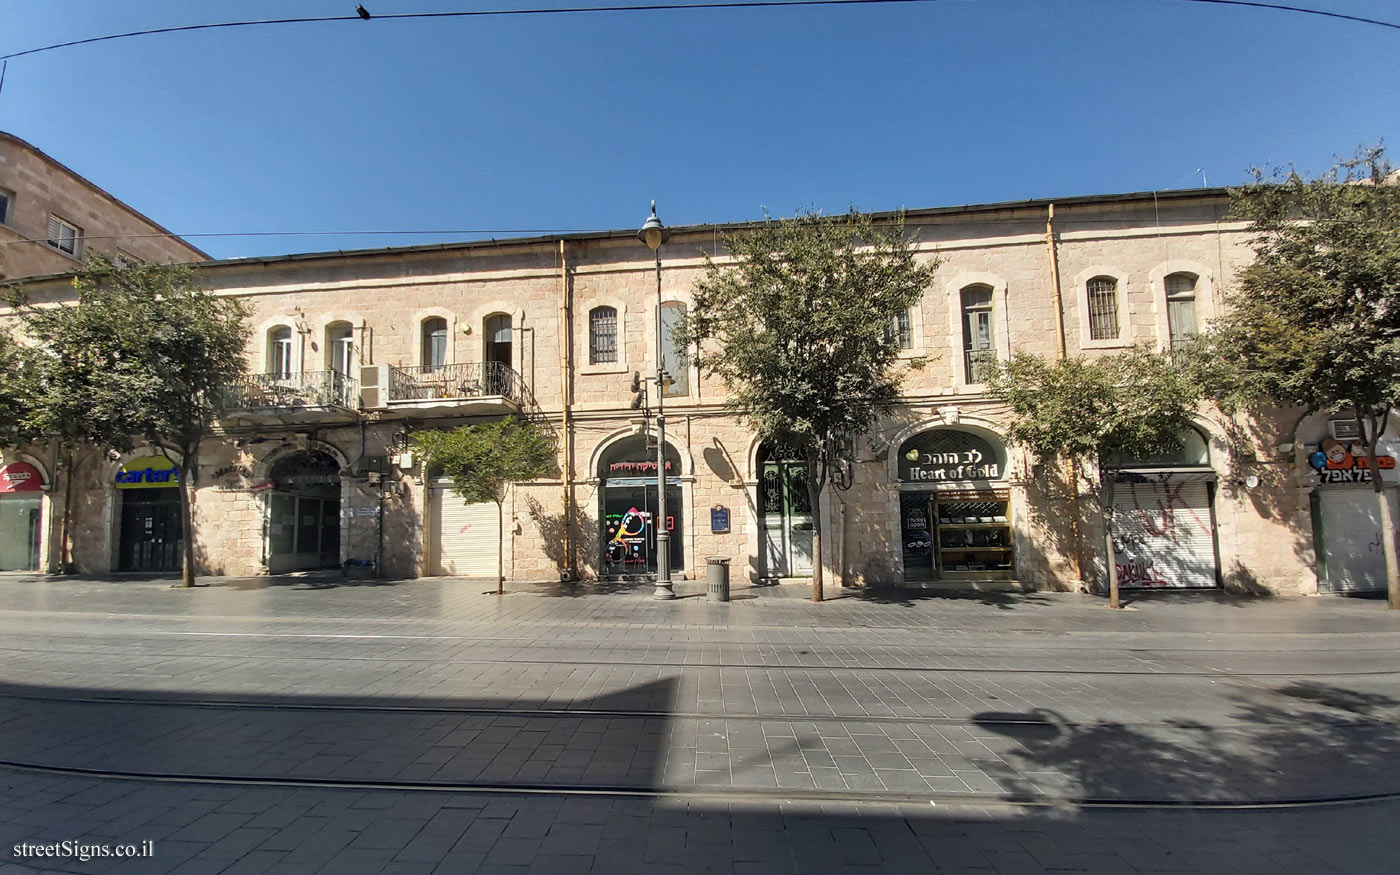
xmin=254 ymin=439 xmax=350 ymax=482
xmin=587 ymin=426 xmax=693 ymax=481
xmin=885 ymin=415 xmax=1010 ymax=484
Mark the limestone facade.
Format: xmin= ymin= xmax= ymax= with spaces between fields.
xmin=2 ymin=189 xmax=1343 ymax=595
xmin=0 ymin=131 xmax=207 ymax=283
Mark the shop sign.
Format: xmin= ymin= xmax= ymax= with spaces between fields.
xmin=1307 ymin=439 xmax=1397 ymax=485
xmin=115 ymin=456 xmax=179 ymax=489
xmin=902 ymin=449 xmax=1000 ymax=482
xmin=212 ymin=465 xmax=252 ymax=492
xmin=0 ymin=462 xmax=44 ymax=493
xmin=898 ymin=430 xmax=1006 ymax=484
xmin=608 ymin=460 xmax=674 ymax=475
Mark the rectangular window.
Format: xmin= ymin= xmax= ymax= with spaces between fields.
xmin=659 ymin=302 xmax=688 ymax=397
xmin=0 ymin=191 xmax=11 ymax=224
xmin=46 ymin=215 xmax=82 ymax=256
xmin=961 ymin=286 xmax=995 ymax=383
xmin=891 ymin=310 xmax=913 ymax=350
xmin=1164 ymin=273 xmax=1198 ymax=363
xmin=589 ymin=307 xmax=618 ymax=365
xmin=1086 ymin=277 xmax=1120 ymax=341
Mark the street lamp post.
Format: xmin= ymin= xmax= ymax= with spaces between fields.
xmin=639 ymin=201 xmax=674 ymax=600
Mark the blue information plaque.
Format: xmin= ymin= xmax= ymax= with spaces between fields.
xmin=710 ymin=505 xmax=730 ymax=533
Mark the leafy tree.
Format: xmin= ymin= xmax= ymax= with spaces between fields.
xmin=0 ymin=329 xmax=39 ymax=450
xmin=9 ymin=255 xmax=249 ymax=586
xmin=987 ymin=348 xmax=1202 ymax=608
xmin=413 ymin=417 xmax=556 ymax=594
xmin=1202 ymin=145 xmax=1400 ymax=607
xmin=678 ymin=209 xmax=938 ymax=601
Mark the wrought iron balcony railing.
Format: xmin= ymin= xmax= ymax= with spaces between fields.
xmin=964 ymin=350 xmax=996 ymax=384
xmin=224 ymin=370 xmax=358 ymax=411
xmin=387 ymin=361 xmax=522 ymax=404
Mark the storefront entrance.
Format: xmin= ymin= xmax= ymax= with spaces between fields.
xmin=266 ymin=451 xmax=342 ymax=574
xmin=0 ymin=462 xmax=44 ymax=571
xmin=758 ymin=445 xmax=813 ymax=578
xmin=898 ymin=428 xmax=1014 ymax=583
xmin=1301 ymin=415 xmax=1400 ymax=594
xmin=598 ymin=436 xmax=683 ymax=577
xmin=1110 ymin=429 xmax=1220 ymax=590
xmin=116 ymin=456 xmax=182 ymax=573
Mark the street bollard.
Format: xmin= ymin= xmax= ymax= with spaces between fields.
xmin=706 ymin=556 xmax=731 ymax=602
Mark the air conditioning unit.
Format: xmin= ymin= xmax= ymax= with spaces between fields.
xmin=359 ymin=364 xmax=389 ymax=408
xmin=1329 ymin=419 xmax=1363 ymax=441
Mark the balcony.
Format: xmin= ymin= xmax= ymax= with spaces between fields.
xmin=964 ymin=350 xmax=996 ymax=385
xmin=222 ymin=370 xmax=359 ymax=425
xmin=370 ymin=361 xmax=525 ymax=416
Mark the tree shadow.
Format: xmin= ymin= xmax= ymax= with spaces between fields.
xmin=857 ymin=586 xmax=1055 ymax=610
xmin=525 ymin=494 xmax=597 ymax=582
xmin=971 ymin=681 xmax=1400 ymax=804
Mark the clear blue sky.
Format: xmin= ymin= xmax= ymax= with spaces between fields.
xmin=1 ymin=0 xmax=1396 ymax=259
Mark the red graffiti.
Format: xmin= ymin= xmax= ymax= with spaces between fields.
xmin=1125 ymin=482 xmax=1210 ymax=545
xmin=1117 ymin=559 xmax=1170 ymax=587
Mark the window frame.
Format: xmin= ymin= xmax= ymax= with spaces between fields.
xmin=659 ymin=301 xmax=689 ymax=398
xmin=0 ymin=189 xmax=12 ymax=226
xmin=1074 ymin=267 xmax=1132 ymax=350
xmin=960 ymin=284 xmax=996 ymax=385
xmin=326 ymin=322 xmax=356 ymax=376
xmin=421 ymin=317 xmax=448 ymax=372
xmin=46 ymin=214 xmax=82 ymax=257
xmin=267 ymin=326 xmax=295 ymax=378
xmin=588 ymin=305 xmax=619 ymax=365
xmin=1164 ymin=272 xmax=1198 ymax=355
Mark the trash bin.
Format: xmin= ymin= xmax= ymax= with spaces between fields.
xmin=706 ymin=556 xmax=731 ymax=602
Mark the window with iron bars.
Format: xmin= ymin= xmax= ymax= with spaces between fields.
xmin=1086 ymin=276 xmax=1120 ymax=340
xmin=589 ymin=306 xmax=618 ymax=365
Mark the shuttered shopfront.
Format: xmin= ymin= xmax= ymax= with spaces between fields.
xmin=1112 ymin=479 xmax=1219 ymax=589
xmin=429 ymin=488 xmax=499 ymax=576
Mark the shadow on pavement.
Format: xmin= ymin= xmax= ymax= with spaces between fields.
xmin=859 ymin=587 xmax=1055 ymax=611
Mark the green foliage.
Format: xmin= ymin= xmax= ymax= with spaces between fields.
xmin=987 ymin=348 xmax=1202 ymax=475
xmin=678 ymin=209 xmax=938 ymax=454
xmin=0 ymin=329 xmax=40 ymax=448
xmin=7 ymin=255 xmax=250 ymax=457
xmin=1202 ymin=145 xmax=1400 ymax=419
xmin=412 ymin=418 xmax=555 ymax=507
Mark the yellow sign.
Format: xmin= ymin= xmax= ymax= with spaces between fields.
xmin=115 ymin=456 xmax=179 ymax=489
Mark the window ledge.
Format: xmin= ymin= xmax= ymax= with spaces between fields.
xmin=580 ymin=362 xmax=630 ymax=376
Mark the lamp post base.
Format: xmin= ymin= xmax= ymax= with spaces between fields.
xmin=652 ymin=581 xmax=676 ymax=600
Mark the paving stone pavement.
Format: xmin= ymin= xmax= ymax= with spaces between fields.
xmin=1 ymin=573 xmax=1399 ymax=873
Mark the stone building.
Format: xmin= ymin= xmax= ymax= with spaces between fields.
xmin=4 ymin=187 xmax=1395 ymax=595
xmin=0 ymin=131 xmax=207 ymax=283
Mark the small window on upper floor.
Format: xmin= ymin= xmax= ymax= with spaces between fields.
xmin=422 ymin=318 xmax=448 ymax=371
xmin=0 ymin=190 xmax=12 ymax=225
xmin=1164 ymin=272 xmax=1198 ymax=359
xmin=47 ymin=215 xmax=82 ymax=256
xmin=961 ymin=285 xmax=995 ymax=383
xmin=884 ymin=309 xmax=913 ymax=350
xmin=327 ymin=322 xmax=355 ymax=376
xmin=589 ymin=306 xmax=618 ymax=365
xmin=268 ymin=326 xmax=294 ymax=378
xmin=659 ymin=302 xmax=688 ymax=397
xmin=1086 ymin=276 xmax=1120 ymax=341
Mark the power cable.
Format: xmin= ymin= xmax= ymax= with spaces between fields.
xmin=1 ymin=0 xmax=1395 ymax=61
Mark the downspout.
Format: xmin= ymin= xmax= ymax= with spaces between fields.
xmin=559 ymin=240 xmax=576 ymax=580
xmin=1046 ymin=204 xmax=1087 ymax=586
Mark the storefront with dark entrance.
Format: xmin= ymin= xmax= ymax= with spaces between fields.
xmin=897 ymin=428 xmax=1014 ymax=583
xmin=598 ymin=436 xmax=683 ymax=577
xmin=0 ymin=461 xmax=45 ymax=571
xmin=265 ymin=451 xmax=342 ymax=574
xmin=758 ymin=444 xmax=813 ymax=579
xmin=116 ymin=455 xmax=182 ymax=573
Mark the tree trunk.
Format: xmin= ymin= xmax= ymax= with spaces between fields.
xmin=1358 ymin=409 xmax=1400 ymax=609
xmin=496 ymin=497 xmax=505 ymax=596
xmin=1102 ymin=470 xmax=1121 ymax=609
xmin=177 ymin=444 xmax=199 ymax=588
xmin=60 ymin=446 xmax=76 ymax=574
xmin=807 ymin=453 xmax=823 ymax=603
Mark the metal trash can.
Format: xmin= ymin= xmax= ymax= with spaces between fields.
xmin=706 ymin=556 xmax=731 ymax=602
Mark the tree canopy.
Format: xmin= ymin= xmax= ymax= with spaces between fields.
xmin=678 ymin=208 xmax=938 ymax=600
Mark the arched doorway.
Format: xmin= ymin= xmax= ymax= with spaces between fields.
xmin=266 ymin=451 xmax=342 ymax=573
xmin=1109 ymin=428 xmax=1220 ymax=589
xmin=598 ymin=435 xmax=683 ymax=576
xmin=758 ymin=444 xmax=812 ymax=578
xmin=897 ymin=428 xmax=1012 ymax=583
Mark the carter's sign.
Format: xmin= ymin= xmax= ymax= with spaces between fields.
xmin=115 ymin=456 xmax=180 ymax=489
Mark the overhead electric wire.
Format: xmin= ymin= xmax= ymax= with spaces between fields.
xmin=1 ymin=0 xmax=1396 ymax=61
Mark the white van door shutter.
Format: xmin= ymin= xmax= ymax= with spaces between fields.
xmin=1112 ymin=481 xmax=1218 ymax=589
xmin=430 ymin=488 xmax=499 ymax=576
xmin=1317 ymin=489 xmax=1396 ymax=593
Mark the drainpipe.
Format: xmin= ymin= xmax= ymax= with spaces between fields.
xmin=1046 ymin=204 xmax=1087 ymax=586
xmin=559 ymin=240 xmax=576 ymax=580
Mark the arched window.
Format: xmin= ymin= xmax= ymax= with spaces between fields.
xmin=421 ymin=318 xmax=447 ymax=371
xmin=1164 ymin=272 xmax=1198 ymax=358
xmin=1086 ymin=276 xmax=1121 ymax=340
xmin=484 ymin=314 xmax=512 ymax=369
xmin=589 ymin=306 xmax=618 ymax=365
xmin=267 ymin=326 xmax=293 ymax=377
xmin=961 ymin=285 xmax=995 ymax=382
xmin=326 ymin=322 xmax=355 ymax=376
